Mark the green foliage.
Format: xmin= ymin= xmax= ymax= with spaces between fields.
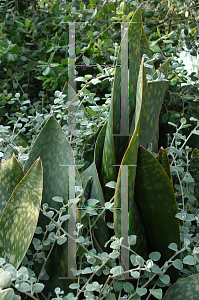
xmin=0 ymin=158 xmax=42 ymax=268
xmin=24 ymin=116 xmax=82 ymax=295
xmin=163 ymin=274 xmax=199 ymax=300
xmin=0 ymin=155 xmax=24 ymax=217
xmin=0 ymin=1 xmax=199 ymax=300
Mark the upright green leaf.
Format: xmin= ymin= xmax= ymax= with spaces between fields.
xmin=157 ymin=148 xmax=172 ymax=182
xmin=135 ymin=146 xmax=180 ymax=282
xmin=24 ymin=116 xmax=81 ymax=294
xmin=114 ymin=7 xmax=143 ymax=166
xmin=0 ymin=158 xmax=42 ymax=269
xmin=0 ymin=155 xmax=24 ymax=217
xmin=100 ymin=7 xmax=143 ymax=205
xmin=83 ymin=126 xmax=103 ymax=170
xmin=129 ymin=7 xmax=143 ymax=116
xmin=81 ymin=162 xmax=109 ymax=252
xmin=83 ymin=134 xmax=97 ymax=170
xmin=94 ymin=121 xmax=107 ymax=175
xmin=114 ymin=58 xmax=148 ymax=260
xmin=163 ymin=274 xmax=199 ymax=300
xmin=100 ymin=101 xmax=117 ymax=203
xmin=139 ymin=59 xmax=170 ymax=152
xmin=24 ymin=116 xmax=81 ymax=223
xmin=190 ymin=148 xmax=199 ymax=202
xmin=140 ymin=27 xmax=155 ymax=77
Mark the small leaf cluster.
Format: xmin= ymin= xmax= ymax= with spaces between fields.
xmin=0 ymin=257 xmax=44 ymax=299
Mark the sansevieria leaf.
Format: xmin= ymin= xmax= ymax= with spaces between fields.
xmin=100 ymin=94 xmax=117 ymax=205
xmin=100 ymin=7 xmax=143 ymax=207
xmin=163 ymin=274 xmax=199 ymax=299
xmin=128 ymin=7 xmax=143 ymax=117
xmin=24 ymin=116 xmax=81 ymax=294
xmin=0 ymin=158 xmax=42 ymax=269
xmin=190 ymin=148 xmax=199 ymax=202
xmin=157 ymin=148 xmax=172 ymax=182
xmin=94 ymin=121 xmax=107 ymax=175
xmin=135 ymin=146 xmax=180 ymax=282
xmin=139 ymin=27 xmax=155 ymax=77
xmin=82 ymin=125 xmax=103 ymax=170
xmin=114 ymin=7 xmax=143 ymax=166
xmin=139 ymin=59 xmax=170 ymax=152
xmin=114 ymin=58 xmax=148 ymax=264
xmin=81 ymin=162 xmax=109 ymax=252
xmin=0 ymin=155 xmax=24 ymax=218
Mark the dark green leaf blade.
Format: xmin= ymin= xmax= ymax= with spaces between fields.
xmin=24 ymin=116 xmax=81 ymax=222
xmin=24 ymin=116 xmax=81 ymax=294
xmin=94 ymin=121 xmax=107 ymax=175
xmin=81 ymin=162 xmax=109 ymax=252
xmin=114 ymin=7 xmax=143 ymax=166
xmin=100 ymin=102 xmax=117 ymax=203
xmin=140 ymin=26 xmax=155 ymax=77
xmin=129 ymin=7 xmax=143 ymax=116
xmin=139 ymin=59 xmax=170 ymax=152
xmin=135 ymin=146 xmax=180 ymax=282
xmin=0 ymin=158 xmax=42 ymax=269
xmin=114 ymin=58 xmax=148 ymax=261
xmin=0 ymin=155 xmax=24 ymax=217
xmin=157 ymin=148 xmax=172 ymax=182
xmin=190 ymin=148 xmax=199 ymax=202
xmin=163 ymin=274 xmax=199 ymax=300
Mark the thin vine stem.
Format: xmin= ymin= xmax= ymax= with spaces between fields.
xmin=76 ymin=257 xmax=111 ymax=298
xmin=170 ymin=121 xmax=199 ymax=166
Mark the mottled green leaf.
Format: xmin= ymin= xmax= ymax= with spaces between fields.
xmin=100 ymin=101 xmax=117 ymax=203
xmin=24 ymin=116 xmax=81 ymax=221
xmin=139 ymin=60 xmax=169 ymax=152
xmin=129 ymin=7 xmax=143 ymax=117
xmin=81 ymin=162 xmax=109 ymax=252
xmin=83 ymin=126 xmax=102 ymax=170
xmin=190 ymin=148 xmax=199 ymax=202
xmin=114 ymin=58 xmax=148 ymax=260
xmin=94 ymin=121 xmax=107 ymax=175
xmin=0 ymin=155 xmax=24 ymax=217
xmin=163 ymin=274 xmax=199 ymax=300
xmin=0 ymin=158 xmax=42 ymax=269
xmin=113 ymin=7 xmax=143 ymax=166
xmin=135 ymin=146 xmax=180 ymax=282
xmin=24 ymin=116 xmax=81 ymax=294
xmin=157 ymin=148 xmax=172 ymax=181
xmin=140 ymin=26 xmax=155 ymax=77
